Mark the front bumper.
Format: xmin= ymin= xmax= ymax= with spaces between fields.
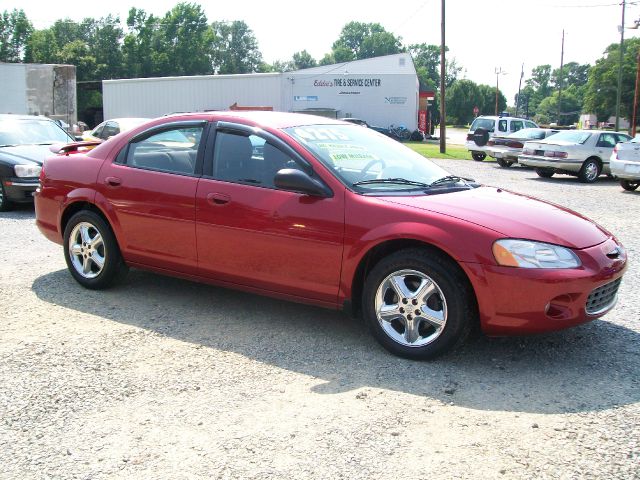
xmin=611 ymin=158 xmax=640 ymax=180
xmin=460 ymin=238 xmax=627 ymax=336
xmin=2 ymin=177 xmax=40 ymax=203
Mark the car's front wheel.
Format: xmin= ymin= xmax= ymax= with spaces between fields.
xmin=535 ymin=167 xmax=555 ymax=178
xmin=63 ymin=210 xmax=128 ymax=289
xmin=621 ymin=179 xmax=639 ymax=191
xmin=578 ymin=158 xmax=601 ymax=183
xmin=362 ymin=248 xmax=476 ymax=360
xmin=472 ymin=153 xmax=486 ymax=162
xmin=0 ymin=180 xmax=14 ymax=212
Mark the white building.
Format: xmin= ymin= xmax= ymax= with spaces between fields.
xmin=103 ymin=53 xmax=419 ymax=130
xmin=0 ymin=62 xmax=77 ymax=125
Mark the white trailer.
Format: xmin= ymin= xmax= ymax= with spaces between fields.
xmin=102 ymin=54 xmax=419 ymax=130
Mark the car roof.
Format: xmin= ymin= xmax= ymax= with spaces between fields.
xmin=0 ymin=114 xmax=57 ymax=122
xmin=163 ymin=111 xmax=346 ymax=129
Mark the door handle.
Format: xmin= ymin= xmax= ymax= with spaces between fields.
xmin=104 ymin=176 xmax=122 ymax=187
xmin=207 ymin=192 xmax=230 ymax=205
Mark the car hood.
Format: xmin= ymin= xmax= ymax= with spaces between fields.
xmin=0 ymin=144 xmax=55 ymax=166
xmin=380 ymin=186 xmax=609 ymax=249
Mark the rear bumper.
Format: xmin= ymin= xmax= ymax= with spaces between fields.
xmin=611 ymin=158 xmax=640 ymax=180
xmin=2 ymin=178 xmax=39 ymax=203
xmin=465 ymin=141 xmax=491 ymax=154
xmin=486 ymin=147 xmax=520 ymax=161
xmin=518 ymin=156 xmax=583 ymax=171
xmin=460 ymin=239 xmax=627 ymax=336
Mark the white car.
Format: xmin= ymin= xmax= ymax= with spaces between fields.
xmin=486 ymin=128 xmax=558 ymax=168
xmin=518 ymin=130 xmax=632 ymax=183
xmin=465 ymin=115 xmax=538 ymax=162
xmin=82 ymin=118 xmax=150 ymax=142
xmin=610 ymin=136 xmax=640 ymax=191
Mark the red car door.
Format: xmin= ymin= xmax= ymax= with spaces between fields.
xmin=195 ymin=125 xmax=345 ymax=304
xmin=96 ymin=122 xmax=206 ymax=274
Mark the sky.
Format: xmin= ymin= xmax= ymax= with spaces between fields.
xmin=5 ymin=0 xmax=640 ymax=105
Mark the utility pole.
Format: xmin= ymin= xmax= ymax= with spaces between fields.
xmin=616 ymin=0 xmax=626 ymax=131
xmin=632 ymin=49 xmax=640 ymax=137
xmin=557 ymin=30 xmax=565 ymax=125
xmin=494 ymin=67 xmax=505 ymax=116
xmin=515 ymin=63 xmax=524 ymax=117
xmin=439 ymin=0 xmax=446 ymax=154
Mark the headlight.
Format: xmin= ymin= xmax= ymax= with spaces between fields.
xmin=493 ymin=239 xmax=581 ymax=268
xmin=14 ymin=164 xmax=42 ymax=178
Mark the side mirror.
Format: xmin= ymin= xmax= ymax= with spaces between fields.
xmin=274 ymin=169 xmax=333 ymax=197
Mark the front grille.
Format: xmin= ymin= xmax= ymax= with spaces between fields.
xmin=586 ymin=278 xmax=622 ymax=315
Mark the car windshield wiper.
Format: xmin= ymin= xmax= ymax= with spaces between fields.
xmin=428 ymin=175 xmax=475 ymax=187
xmin=352 ymin=177 xmax=431 ymax=188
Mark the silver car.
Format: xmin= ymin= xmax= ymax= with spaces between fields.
xmin=518 ymin=130 xmax=632 ymax=183
xmin=610 ymin=135 xmax=640 ymax=191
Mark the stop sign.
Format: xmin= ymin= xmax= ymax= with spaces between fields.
xmin=473 ymin=106 xmax=479 ymax=116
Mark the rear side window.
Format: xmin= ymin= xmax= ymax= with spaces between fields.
xmin=525 ymin=121 xmax=537 ymax=129
xmin=125 ymin=125 xmax=203 ymax=175
xmin=510 ymin=120 xmax=524 ymax=132
xmin=498 ymin=120 xmax=508 ymax=132
xmin=596 ymin=133 xmax=617 ymax=148
xmin=213 ymin=131 xmax=304 ymax=188
xmin=470 ymin=118 xmax=495 ymax=132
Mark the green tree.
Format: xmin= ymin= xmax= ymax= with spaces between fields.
xmin=24 ymin=29 xmax=59 ymax=64
xmin=534 ymin=87 xmax=582 ymax=126
xmin=446 ymin=79 xmax=482 ymax=125
xmin=409 ymin=43 xmax=460 ymax=90
xmin=477 ymin=84 xmax=506 ymax=117
xmin=584 ymin=37 xmax=640 ymax=123
xmin=0 ymin=9 xmax=33 ymax=62
xmin=330 ymin=22 xmax=403 ymax=61
xmin=123 ymin=8 xmax=161 ymax=78
xmin=211 ymin=20 xmax=263 ymax=74
xmin=159 ymin=3 xmax=212 ymax=76
xmin=292 ymin=50 xmax=317 ymax=70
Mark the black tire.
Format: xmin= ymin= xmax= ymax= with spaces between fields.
xmin=362 ymin=248 xmax=476 ymax=360
xmin=621 ymin=179 xmax=640 ymax=191
xmin=63 ymin=210 xmax=128 ymax=289
xmin=473 ymin=128 xmax=489 ymax=147
xmin=578 ymin=158 xmax=601 ymax=183
xmin=0 ymin=180 xmax=14 ymax=212
xmin=472 ymin=152 xmax=486 ymax=162
xmin=535 ymin=167 xmax=555 ymax=178
xmin=496 ymin=158 xmax=513 ymax=168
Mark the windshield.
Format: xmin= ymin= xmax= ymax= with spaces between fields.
xmin=285 ymin=125 xmax=450 ymax=192
xmin=0 ymin=118 xmax=72 ymax=146
xmin=546 ymin=131 xmax=591 ymax=144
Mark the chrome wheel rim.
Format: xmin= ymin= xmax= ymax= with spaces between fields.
xmin=68 ymin=222 xmax=105 ymax=279
xmin=585 ymin=162 xmax=598 ymax=181
xmin=375 ymin=269 xmax=447 ymax=348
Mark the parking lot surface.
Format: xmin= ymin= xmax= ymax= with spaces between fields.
xmin=1 ymin=159 xmax=638 ymax=479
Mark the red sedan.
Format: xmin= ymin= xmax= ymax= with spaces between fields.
xmin=34 ymin=112 xmax=627 ymax=359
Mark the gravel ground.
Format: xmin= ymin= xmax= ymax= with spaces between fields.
xmin=1 ymin=159 xmax=638 ymax=479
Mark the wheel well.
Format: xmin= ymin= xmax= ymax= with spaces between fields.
xmin=60 ymin=202 xmax=109 ymax=235
xmin=349 ymin=239 xmax=477 ymax=319
xmin=585 ymin=156 xmax=602 ymax=167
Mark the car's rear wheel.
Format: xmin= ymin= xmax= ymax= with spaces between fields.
xmin=535 ymin=167 xmax=555 ymax=178
xmin=472 ymin=153 xmax=486 ymax=161
xmin=578 ymin=158 xmax=601 ymax=183
xmin=621 ymin=179 xmax=640 ymax=191
xmin=0 ymin=180 xmax=14 ymax=212
xmin=63 ymin=210 xmax=128 ymax=289
xmin=496 ymin=158 xmax=513 ymax=168
xmin=362 ymin=248 xmax=475 ymax=360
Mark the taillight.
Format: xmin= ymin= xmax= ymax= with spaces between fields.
xmin=466 ymin=133 xmax=473 ymax=141
xmin=522 ymin=148 xmax=534 ymax=155
xmin=487 ymin=140 xmax=495 ymax=146
xmin=613 ymin=145 xmax=618 ymax=159
xmin=544 ymin=151 xmax=568 ymax=158
xmin=507 ymin=141 xmax=523 ymax=148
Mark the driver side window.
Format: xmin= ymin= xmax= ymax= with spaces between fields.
xmin=212 ymin=132 xmax=304 ymax=189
